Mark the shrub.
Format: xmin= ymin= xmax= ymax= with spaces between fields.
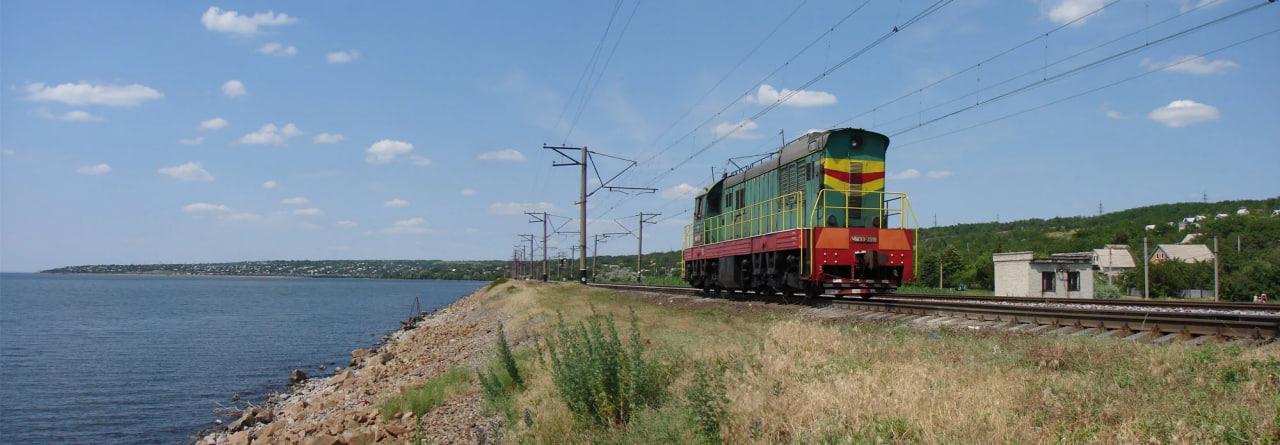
xmin=478 ymin=323 xmax=523 ymax=414
xmin=487 ymin=277 xmax=509 ymax=290
xmin=380 ymin=366 xmax=471 ymax=420
xmin=685 ymin=361 xmax=729 ymax=444
xmin=545 ymin=307 xmax=663 ymax=427
xmin=1094 ymin=280 xmax=1123 ymax=299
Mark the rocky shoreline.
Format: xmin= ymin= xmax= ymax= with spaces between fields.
xmin=196 ymin=284 xmax=504 ymax=445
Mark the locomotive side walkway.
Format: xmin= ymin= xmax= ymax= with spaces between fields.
xmin=200 ymin=280 xmax=1279 ymax=444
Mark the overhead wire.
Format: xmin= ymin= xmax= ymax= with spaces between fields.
xmin=887 ymin=0 xmax=1274 ymax=137
xmin=593 ymin=0 xmax=949 ymax=222
xmin=892 ymin=27 xmax=1280 ymax=150
xmin=564 ymin=0 xmax=644 ymax=143
xmin=647 ymin=0 xmax=811 ymax=146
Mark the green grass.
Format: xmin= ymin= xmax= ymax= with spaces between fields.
xmin=379 ymin=366 xmax=471 ymax=420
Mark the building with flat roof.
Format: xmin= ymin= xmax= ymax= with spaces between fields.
xmin=994 ymin=252 xmax=1094 ymax=298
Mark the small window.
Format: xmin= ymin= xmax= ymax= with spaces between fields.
xmin=806 ymin=163 xmax=814 ymax=180
xmin=725 ymin=191 xmax=733 ymax=208
xmin=1067 ymin=272 xmax=1080 ymax=291
xmin=1041 ymin=272 xmax=1055 ymax=292
xmin=737 ymin=190 xmax=746 ymax=208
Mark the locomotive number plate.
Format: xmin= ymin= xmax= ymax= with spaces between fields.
xmin=850 ymin=235 xmax=878 ymax=243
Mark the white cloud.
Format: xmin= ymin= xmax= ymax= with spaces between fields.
xmin=1105 ymin=110 xmax=1129 ymax=120
xmin=384 ymin=198 xmax=408 ymax=207
xmin=1142 ymin=55 xmax=1239 ymax=75
xmin=460 ymin=189 xmax=476 ymax=196
xmin=201 ymin=6 xmax=297 ymax=35
xmin=200 ymin=117 xmax=228 ymax=130
xmin=927 ymin=171 xmax=954 ymax=179
xmin=1148 ymin=100 xmax=1220 ymax=128
xmin=179 ymin=136 xmax=205 ymax=145
xmin=222 ymin=80 xmax=247 ymax=97
xmin=313 ymin=133 xmax=345 ymax=143
xmin=742 ymin=84 xmax=837 ymax=107
xmin=336 ymin=221 xmax=358 ymax=228
xmin=293 ymin=208 xmax=322 ymax=216
xmin=24 ymin=82 xmax=162 ymax=107
xmin=365 ymin=139 xmax=414 ymax=163
xmin=219 ymin=212 xmax=262 ymax=222
xmin=465 ymin=228 xmax=479 ymax=233
xmin=488 ymin=202 xmax=557 ymax=215
xmin=263 ymin=180 xmax=278 ymax=189
xmin=383 ymin=217 xmax=429 ymax=234
xmin=476 ymin=149 xmax=526 ymax=161
xmin=238 ymin=123 xmax=302 ymax=145
xmin=159 ymin=162 xmax=214 ymax=182
xmin=36 ymin=108 xmax=104 ymax=122
xmin=661 ymin=184 xmax=700 ymax=199
xmin=1 ymin=150 xmax=14 ymax=155
xmin=183 ymin=202 xmax=230 ymax=213
xmin=1043 ymin=0 xmax=1106 ymax=26
xmin=888 ymin=169 xmax=921 ymax=180
xmin=712 ymin=120 xmax=761 ymax=140
xmin=76 ymin=164 xmax=112 ymax=175
xmin=281 ymin=197 xmax=309 ymax=205
xmin=257 ymin=42 xmax=297 ymax=57
xmin=410 ymin=156 xmax=432 ymax=167
xmin=327 ymin=50 xmax=360 ymax=64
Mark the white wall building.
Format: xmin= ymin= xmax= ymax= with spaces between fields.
xmin=993 ymin=252 xmax=1094 ymax=298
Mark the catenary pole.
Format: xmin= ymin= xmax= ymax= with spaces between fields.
xmin=579 ymin=146 xmax=588 ymax=284
xmin=1143 ymin=237 xmax=1149 ymax=300
xmin=1214 ymin=237 xmax=1219 ymax=301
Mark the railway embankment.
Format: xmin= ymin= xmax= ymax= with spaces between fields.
xmin=200 ymin=280 xmax=1280 ymax=444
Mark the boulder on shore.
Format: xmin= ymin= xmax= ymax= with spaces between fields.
xmin=289 ymin=369 xmax=308 ymax=384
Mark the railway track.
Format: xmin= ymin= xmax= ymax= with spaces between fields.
xmin=588 ymin=283 xmax=1280 ymax=345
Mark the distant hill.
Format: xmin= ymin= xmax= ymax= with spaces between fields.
xmin=912 ymin=197 xmax=1280 ymax=300
xmin=44 ymin=197 xmax=1280 ymax=299
xmin=42 ymin=259 xmax=507 ymax=281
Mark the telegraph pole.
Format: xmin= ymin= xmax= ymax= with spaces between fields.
xmin=519 ymin=234 xmax=534 ymax=280
xmin=1213 ymin=237 xmax=1219 ymax=302
xmin=545 ymin=145 xmax=651 ymax=284
xmin=637 ymin=212 xmax=661 ymax=282
xmin=1143 ymin=237 xmax=1149 ymax=300
xmin=526 ymin=212 xmax=549 ymax=281
xmin=546 ymin=145 xmax=589 ymax=284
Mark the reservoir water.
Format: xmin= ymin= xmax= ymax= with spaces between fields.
xmin=0 ymin=273 xmax=484 ymax=444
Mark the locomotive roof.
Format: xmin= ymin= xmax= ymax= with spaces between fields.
xmin=696 ymin=128 xmax=882 ymax=194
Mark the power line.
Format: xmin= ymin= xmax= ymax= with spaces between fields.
xmin=564 ymin=0 xmax=643 ymax=143
xmin=593 ymin=0 xmax=952 ymax=221
xmin=890 ymin=27 xmax=1280 ymax=149
xmin=887 ymin=0 xmax=1275 ymax=138
xmin=647 ymin=0 xmax=811 ymax=146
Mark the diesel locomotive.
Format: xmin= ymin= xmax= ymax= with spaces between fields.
xmin=682 ymin=128 xmax=917 ymax=298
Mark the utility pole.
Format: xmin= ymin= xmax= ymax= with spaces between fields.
xmin=1213 ymin=237 xmax=1219 ymax=302
xmin=1143 ymin=237 xmax=1149 ymax=300
xmin=592 ymin=232 xmax=629 ymax=282
xmin=546 ymin=145 xmax=589 ymax=284
xmin=519 ymin=234 xmax=534 ymax=280
xmin=526 ymin=212 xmax=549 ymax=281
xmin=545 ymin=145 xmax=650 ymax=284
xmin=637 ymin=212 xmax=661 ymax=282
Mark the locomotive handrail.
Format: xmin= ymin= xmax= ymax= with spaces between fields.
xmin=808 ymin=189 xmax=916 ymax=230
xmin=694 ymin=191 xmax=805 ymax=245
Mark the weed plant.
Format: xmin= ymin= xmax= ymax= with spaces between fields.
xmin=478 ymin=323 xmax=524 ymax=418
xmin=544 ymin=307 xmax=664 ymax=427
xmin=379 ymin=366 xmax=471 ymax=420
xmin=685 ymin=361 xmax=729 ymax=444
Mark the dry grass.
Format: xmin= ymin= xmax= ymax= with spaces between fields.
xmin=473 ymin=281 xmax=1280 ymax=444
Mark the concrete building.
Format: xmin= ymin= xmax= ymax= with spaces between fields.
xmin=993 ymin=252 xmax=1094 ymax=298
xmin=1149 ymin=244 xmax=1214 ymax=264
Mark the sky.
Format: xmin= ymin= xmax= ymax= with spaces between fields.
xmin=2 ymin=1 xmax=1278 ymax=272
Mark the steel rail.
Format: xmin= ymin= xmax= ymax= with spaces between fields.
xmin=587 ymin=283 xmax=1280 ymax=343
